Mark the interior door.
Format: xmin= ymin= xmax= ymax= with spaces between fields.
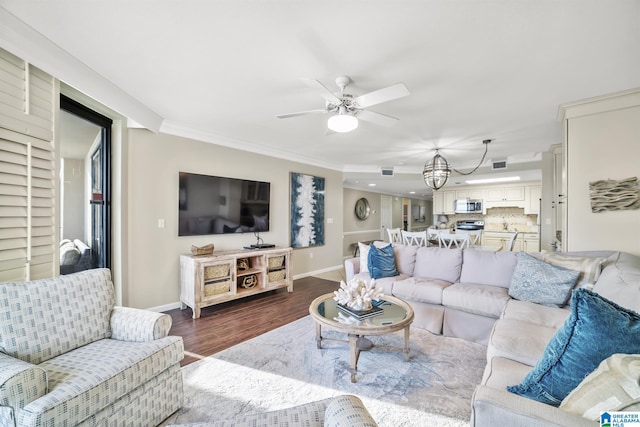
xmin=380 ymin=195 xmax=392 ymax=241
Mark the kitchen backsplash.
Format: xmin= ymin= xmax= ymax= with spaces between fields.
xmin=435 ymin=207 xmax=538 ymax=233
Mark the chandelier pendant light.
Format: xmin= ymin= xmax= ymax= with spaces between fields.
xmin=423 ymin=139 xmax=491 ymax=191
xmin=422 ymin=150 xmax=451 ymax=191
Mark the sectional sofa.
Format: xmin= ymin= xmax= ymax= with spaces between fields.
xmin=345 ymin=243 xmax=640 ymax=425
xmin=0 ymin=268 xmax=184 ymax=426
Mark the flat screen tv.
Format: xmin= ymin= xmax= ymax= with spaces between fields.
xmin=178 ymin=172 xmax=270 ymax=236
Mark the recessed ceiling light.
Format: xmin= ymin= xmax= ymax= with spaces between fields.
xmin=465 ymin=176 xmax=521 ymax=184
xmin=409 ymin=191 xmax=416 ymax=194
xmin=368 ymin=183 xmax=376 ymax=187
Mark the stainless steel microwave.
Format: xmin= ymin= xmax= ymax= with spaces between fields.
xmin=454 ymin=199 xmax=483 ymax=213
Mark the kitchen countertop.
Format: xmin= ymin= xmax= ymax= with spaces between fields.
xmin=483 ymin=229 xmax=539 ymax=235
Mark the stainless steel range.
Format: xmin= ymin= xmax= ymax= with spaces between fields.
xmin=456 ymin=220 xmax=484 ymax=231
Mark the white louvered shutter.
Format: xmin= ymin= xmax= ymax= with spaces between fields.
xmin=0 ymin=47 xmax=56 ymax=281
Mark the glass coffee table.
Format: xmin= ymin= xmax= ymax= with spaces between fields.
xmin=309 ymin=293 xmax=414 ymax=383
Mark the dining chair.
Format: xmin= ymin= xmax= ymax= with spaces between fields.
xmin=386 ymin=227 xmax=402 ymax=244
xmin=401 ymin=230 xmax=427 ymax=247
xmin=426 ymin=228 xmax=441 ymax=247
xmin=438 ymin=231 xmax=471 ymax=249
xmin=456 ymin=230 xmax=482 ymax=246
xmin=505 ymin=232 xmax=519 ymax=251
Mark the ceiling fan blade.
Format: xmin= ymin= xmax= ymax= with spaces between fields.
xmin=300 ymin=78 xmax=342 ymax=103
xmin=355 ymin=83 xmax=410 ymax=108
xmin=276 ymin=109 xmax=327 ymax=119
xmin=357 ymin=110 xmax=400 ymax=127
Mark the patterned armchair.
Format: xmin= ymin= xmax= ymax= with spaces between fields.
xmin=0 ymin=269 xmax=184 ymax=426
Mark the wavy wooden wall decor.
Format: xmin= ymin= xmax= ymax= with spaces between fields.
xmin=589 ymin=177 xmax=640 ymax=213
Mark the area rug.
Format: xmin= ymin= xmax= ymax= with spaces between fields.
xmin=161 ymin=316 xmax=487 ymax=426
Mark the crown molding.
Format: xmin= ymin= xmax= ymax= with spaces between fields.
xmin=0 ymin=6 xmax=163 ymax=132
xmin=159 ymin=120 xmax=343 ymax=172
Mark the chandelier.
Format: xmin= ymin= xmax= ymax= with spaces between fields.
xmin=423 ymin=139 xmax=492 ymax=191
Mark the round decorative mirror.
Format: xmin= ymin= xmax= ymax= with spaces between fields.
xmin=354 ymin=198 xmax=370 ymax=220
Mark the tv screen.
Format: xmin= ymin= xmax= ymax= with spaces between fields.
xmin=178 ymin=172 xmax=270 ymax=236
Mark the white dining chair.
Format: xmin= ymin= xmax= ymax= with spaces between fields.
xmin=453 ymin=229 xmax=482 ymax=246
xmin=401 ymin=230 xmax=427 ymax=247
xmin=438 ymin=231 xmax=471 ymax=249
xmin=386 ymin=227 xmax=402 ymax=244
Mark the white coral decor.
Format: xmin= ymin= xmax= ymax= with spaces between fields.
xmin=333 ymin=278 xmax=384 ymax=311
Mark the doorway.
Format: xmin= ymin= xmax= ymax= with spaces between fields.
xmin=59 ymin=95 xmax=112 ymax=274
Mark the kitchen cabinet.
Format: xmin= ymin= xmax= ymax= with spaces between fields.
xmin=455 ymin=189 xmax=484 ymax=200
xmin=481 ymin=231 xmax=539 ymax=253
xmin=522 ymin=234 xmax=541 ymax=252
xmin=526 ymin=186 xmax=542 ymax=214
xmin=486 ymin=186 xmax=525 ymax=202
xmin=433 ymin=190 xmax=456 ymax=215
xmin=433 ymin=183 xmax=540 ymax=216
xmin=481 ymin=232 xmax=513 ymax=251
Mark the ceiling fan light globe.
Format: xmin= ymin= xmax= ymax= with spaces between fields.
xmin=328 ymin=114 xmax=358 ymax=133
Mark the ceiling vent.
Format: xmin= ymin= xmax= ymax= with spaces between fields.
xmin=492 ymin=160 xmax=508 ymax=170
xmin=381 ymin=167 xmax=394 ymax=176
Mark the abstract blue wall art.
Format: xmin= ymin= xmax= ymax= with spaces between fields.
xmin=290 ymin=172 xmax=325 ymax=248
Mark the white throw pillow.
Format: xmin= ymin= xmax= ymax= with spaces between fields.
xmin=560 ymin=353 xmax=640 ymax=420
xmin=540 ymin=251 xmax=607 ymax=289
xmin=358 ymin=241 xmax=387 ymax=273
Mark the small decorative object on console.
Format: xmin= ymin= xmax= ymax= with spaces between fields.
xmin=333 ymin=277 xmax=384 ymax=311
xmin=191 ymin=244 xmax=214 ymax=256
xmin=239 ymin=274 xmax=257 ymax=289
xmin=237 ymin=258 xmax=249 ymax=271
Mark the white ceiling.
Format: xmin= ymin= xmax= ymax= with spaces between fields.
xmin=2 ymin=1 xmax=639 ymax=198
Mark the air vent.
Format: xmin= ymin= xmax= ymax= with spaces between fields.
xmin=381 ymin=167 xmax=394 ymax=176
xmin=492 ymin=160 xmax=507 ymax=170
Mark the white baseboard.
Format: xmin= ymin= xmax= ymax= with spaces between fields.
xmin=147 ymin=301 xmax=182 ymax=313
xmin=150 ymin=264 xmax=343 ymax=313
xmin=292 ymin=264 xmax=342 ymax=280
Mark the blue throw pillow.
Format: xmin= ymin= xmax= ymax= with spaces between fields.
xmin=507 ymin=289 xmax=640 ymax=406
xmin=509 ymin=252 xmax=580 ymax=307
xmin=367 ymin=243 xmax=398 ymax=279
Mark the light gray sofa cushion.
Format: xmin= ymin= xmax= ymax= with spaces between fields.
xmin=351 ymin=272 xmax=410 ymax=295
xmin=486 ymin=319 xmax=558 ymax=367
xmin=500 ymin=299 xmax=570 ymax=329
xmin=393 ymin=244 xmax=418 ymax=275
xmin=460 ymin=250 xmax=517 ymax=288
xmin=392 ymin=277 xmax=452 ymax=305
xmin=0 ymin=269 xmax=115 ymax=365
xmin=471 ymin=385 xmax=595 ymax=427
xmin=22 ymin=336 xmax=184 ymax=426
xmin=442 ymin=283 xmax=510 ymax=318
xmin=482 ymin=356 xmax=531 ymax=390
xmin=413 ymin=247 xmax=463 ymax=282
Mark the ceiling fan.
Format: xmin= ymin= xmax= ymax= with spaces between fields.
xmin=276 ymin=75 xmax=410 ymax=133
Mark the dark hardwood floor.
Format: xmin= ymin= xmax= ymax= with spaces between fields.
xmin=166 ymin=276 xmax=340 ymax=366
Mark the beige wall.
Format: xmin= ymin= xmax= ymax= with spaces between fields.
xmin=342 ymin=189 xmax=429 ymax=257
xmin=562 ymin=89 xmax=640 ymax=255
xmin=122 ymin=130 xmax=343 ymax=309
xmin=343 ymin=189 xmax=383 ymax=257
